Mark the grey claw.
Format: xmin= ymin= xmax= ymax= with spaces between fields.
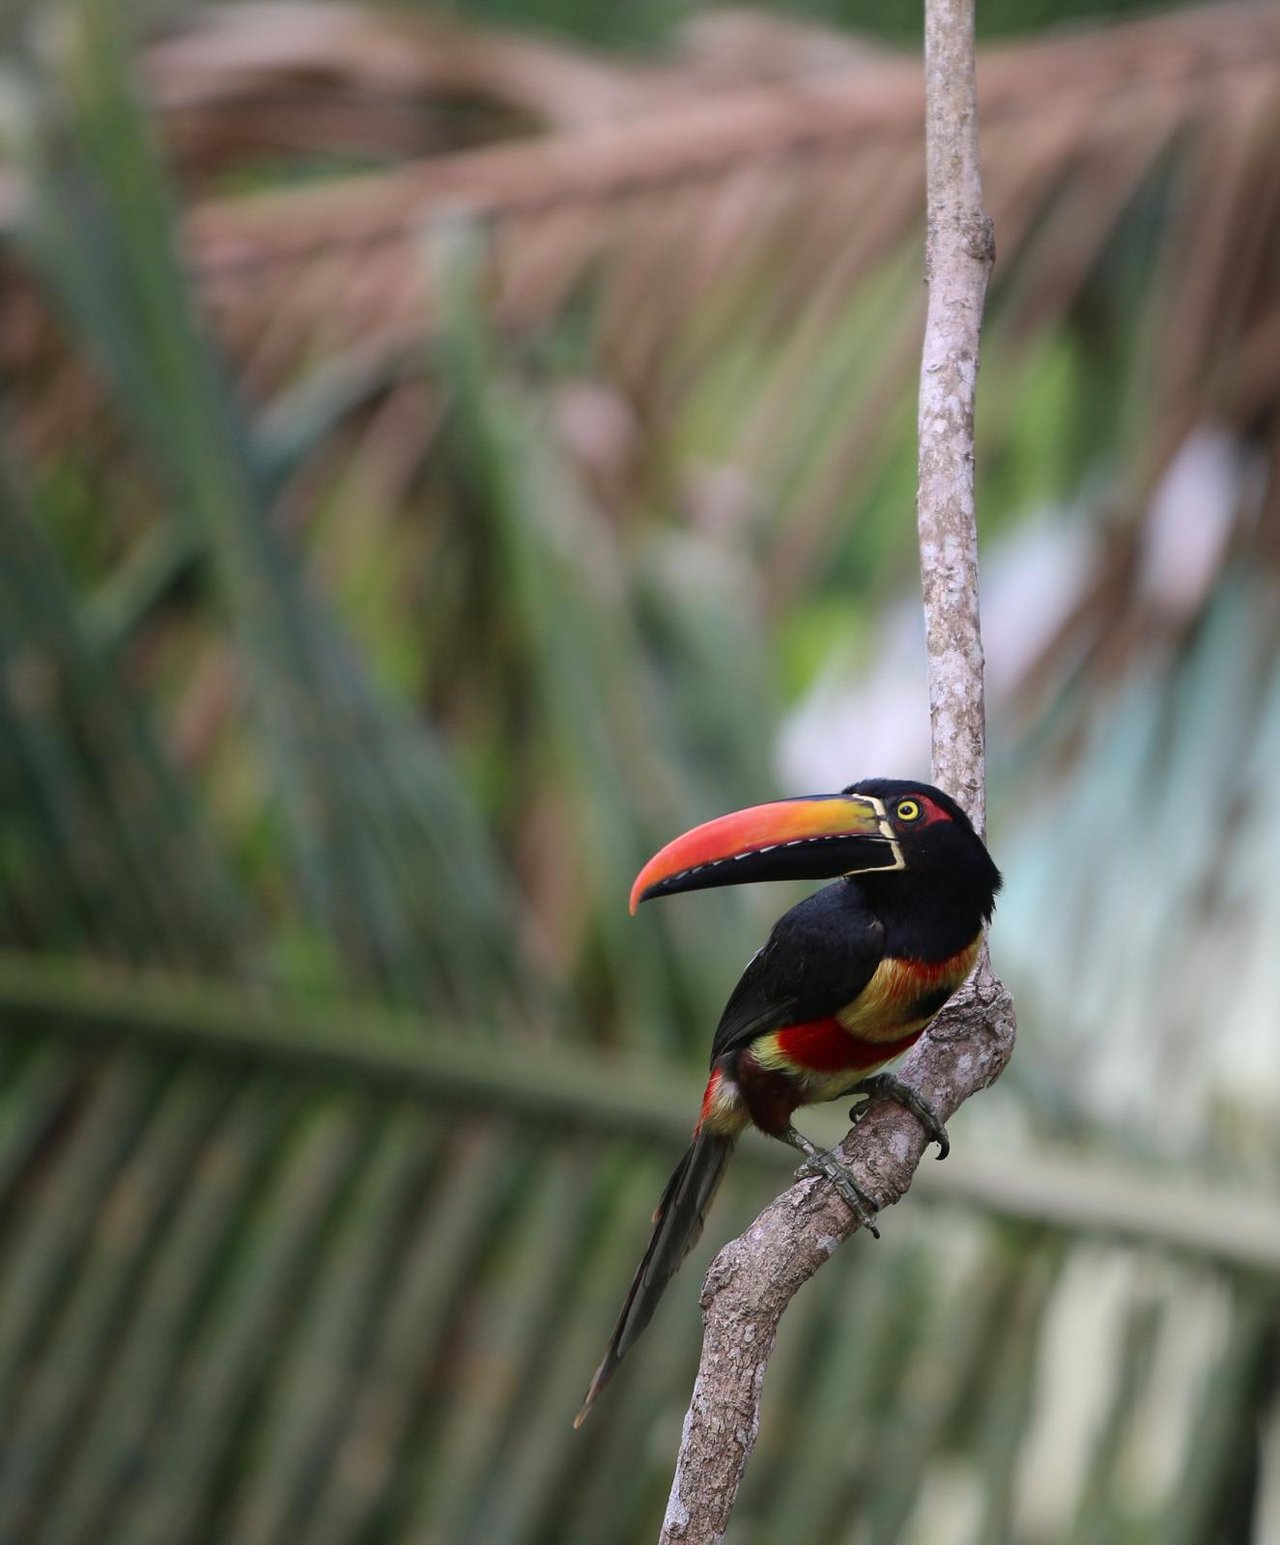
xmin=849 ymin=1073 xmax=949 ymax=1160
xmin=795 ymin=1155 xmax=880 ymax=1237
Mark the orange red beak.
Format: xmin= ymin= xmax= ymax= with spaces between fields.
xmin=630 ymin=793 xmax=903 ymax=913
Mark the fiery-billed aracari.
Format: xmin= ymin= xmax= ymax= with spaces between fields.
xmin=576 ymin=778 xmax=1000 ymax=1424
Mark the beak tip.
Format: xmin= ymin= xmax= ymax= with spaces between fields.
xmin=629 ymin=865 xmax=660 ymax=913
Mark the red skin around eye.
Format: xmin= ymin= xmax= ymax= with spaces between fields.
xmin=907 ymin=795 xmax=951 ymax=827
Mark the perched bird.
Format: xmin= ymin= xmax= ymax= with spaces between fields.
xmin=575 ymin=777 xmax=1000 ymax=1425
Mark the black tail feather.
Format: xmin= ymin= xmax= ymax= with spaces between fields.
xmin=574 ymin=1132 xmax=735 ymax=1425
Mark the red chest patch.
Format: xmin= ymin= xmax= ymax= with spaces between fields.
xmin=772 ymin=1017 xmax=923 ymax=1073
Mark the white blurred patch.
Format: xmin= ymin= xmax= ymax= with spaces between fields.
xmin=905 ymin=1459 xmax=983 ymax=1545
xmin=778 ymin=515 xmax=1096 ymax=790
xmin=1014 ymin=1249 xmax=1135 ymax=1538
xmin=980 ymin=516 xmax=1097 ymax=700
xmin=777 ymin=603 xmax=932 ymax=793
xmin=1137 ymin=427 xmax=1253 ymax=620
xmin=1121 ymin=1274 xmax=1233 ymax=1511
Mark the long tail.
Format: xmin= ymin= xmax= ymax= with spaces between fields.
xmin=574 ymin=1131 xmax=736 ymax=1425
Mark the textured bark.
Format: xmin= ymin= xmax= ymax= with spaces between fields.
xmin=659 ymin=2 xmax=1013 ymax=1539
xmin=917 ymin=0 xmax=996 ymax=833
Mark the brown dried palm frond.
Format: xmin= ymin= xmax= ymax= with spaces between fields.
xmin=140 ymin=3 xmax=894 ymax=188
xmin=175 ymin=3 xmax=1277 ymax=337
xmin=6 ymin=3 xmax=1280 ymax=640
xmin=142 ymin=2 xmax=700 ymax=184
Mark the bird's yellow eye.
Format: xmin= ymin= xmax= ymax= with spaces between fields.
xmin=895 ymin=798 xmax=922 ymax=823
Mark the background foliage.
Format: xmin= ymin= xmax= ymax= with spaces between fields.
xmin=1 ymin=1 xmax=1279 ymax=1540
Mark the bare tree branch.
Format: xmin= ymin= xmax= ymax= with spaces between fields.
xmin=917 ymin=0 xmax=996 ymax=832
xmin=658 ymin=2 xmax=1014 ymax=1539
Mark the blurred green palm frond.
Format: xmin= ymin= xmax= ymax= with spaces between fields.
xmin=8 ymin=0 xmax=560 ymax=1021
xmin=0 ymin=441 xmax=251 ymax=969
xmin=0 ymin=956 xmax=1276 ymax=1545
xmin=1 ymin=1 xmax=1279 ymax=1540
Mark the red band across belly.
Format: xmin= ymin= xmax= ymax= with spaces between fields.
xmin=773 ymin=1016 xmax=923 ymax=1073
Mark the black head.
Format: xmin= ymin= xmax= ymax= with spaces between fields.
xmin=846 ymin=778 xmax=1002 ymax=924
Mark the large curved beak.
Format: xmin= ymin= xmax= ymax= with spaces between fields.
xmin=630 ymin=793 xmax=903 ymax=912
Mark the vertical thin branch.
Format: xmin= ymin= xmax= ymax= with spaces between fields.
xmin=657 ymin=3 xmax=1013 ymax=1540
xmin=917 ymin=0 xmax=995 ymax=829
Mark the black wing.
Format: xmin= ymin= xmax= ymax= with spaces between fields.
xmin=710 ymin=881 xmax=886 ymax=1064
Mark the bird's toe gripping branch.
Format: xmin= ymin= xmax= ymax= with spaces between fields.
xmin=849 ymin=1072 xmax=950 ymax=1160
xmin=784 ymin=1125 xmax=881 ymax=1239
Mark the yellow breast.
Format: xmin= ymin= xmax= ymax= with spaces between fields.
xmin=835 ymin=937 xmax=981 ymax=1042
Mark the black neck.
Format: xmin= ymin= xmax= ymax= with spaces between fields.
xmin=849 ymin=868 xmax=990 ymax=959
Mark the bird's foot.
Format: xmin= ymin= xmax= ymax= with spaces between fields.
xmin=784 ymin=1126 xmax=881 ymax=1238
xmin=849 ymin=1073 xmax=949 ymax=1160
